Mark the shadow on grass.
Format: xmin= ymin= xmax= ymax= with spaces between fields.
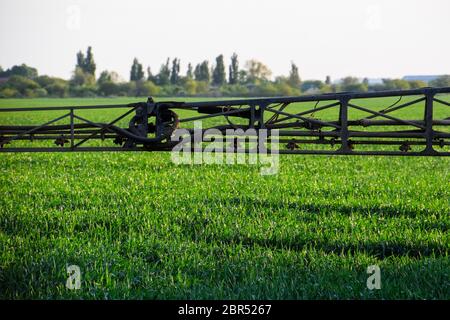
xmin=178 ymin=197 xmax=449 ymax=259
xmin=203 ymin=235 xmax=448 ymax=259
xmin=220 ymin=197 xmax=446 ymax=219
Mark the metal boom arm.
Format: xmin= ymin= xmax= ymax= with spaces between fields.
xmin=0 ymin=87 xmax=449 ymax=156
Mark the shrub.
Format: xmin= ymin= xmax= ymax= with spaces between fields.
xmin=135 ymin=81 xmax=162 ymax=97
xmin=184 ymin=80 xmax=198 ymax=96
xmin=69 ymin=85 xmax=97 ymax=97
xmin=5 ymin=75 xmax=40 ymax=94
xmin=0 ymin=88 xmax=20 ymax=98
xmin=98 ymin=81 xmax=120 ymax=96
xmin=36 ymin=76 xmax=68 ymax=97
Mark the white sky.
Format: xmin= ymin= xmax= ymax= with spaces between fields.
xmin=1 ymin=0 xmax=449 ymax=81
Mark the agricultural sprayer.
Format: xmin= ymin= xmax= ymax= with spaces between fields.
xmin=0 ymin=87 xmax=449 ymax=156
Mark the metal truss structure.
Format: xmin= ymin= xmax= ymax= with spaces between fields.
xmin=0 ymin=87 xmax=449 ymax=156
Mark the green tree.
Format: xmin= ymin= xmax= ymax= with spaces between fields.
xmin=407 ymin=80 xmax=427 ymax=89
xmin=146 ymin=67 xmax=157 ymax=83
xmin=46 ymin=81 xmax=68 ymax=97
xmin=212 ymin=55 xmax=226 ymax=86
xmin=195 ymin=81 xmax=209 ymax=94
xmin=200 ymin=61 xmax=210 ymax=83
xmin=69 ymin=65 xmax=96 ymax=98
xmin=4 ymin=75 xmax=41 ymax=97
xmin=135 ymin=81 xmax=162 ymax=96
xmin=238 ymin=70 xmax=248 ymax=84
xmin=71 ymin=47 xmax=96 ymax=96
xmin=71 ymin=67 xmax=85 ymax=86
xmin=228 ymin=53 xmax=239 ymax=85
xmin=340 ymin=77 xmax=368 ymax=92
xmin=98 ymin=81 xmax=119 ymax=96
xmin=222 ymin=84 xmax=249 ymax=96
xmin=130 ymin=58 xmax=144 ymax=81
xmin=0 ymin=88 xmax=19 ymax=98
xmin=97 ymin=70 xmax=121 ymax=96
xmin=84 ymin=46 xmax=96 ymax=76
xmin=301 ymin=80 xmax=324 ymax=92
xmin=98 ymin=70 xmax=111 ymax=84
xmin=36 ymin=75 xmax=55 ymax=87
xmin=288 ymin=62 xmax=301 ymax=88
xmin=382 ymin=79 xmax=410 ymax=90
xmin=119 ymin=81 xmax=137 ymax=96
xmin=75 ymin=47 xmax=96 ymax=76
xmin=194 ymin=61 xmax=210 ymax=83
xmin=186 ymin=63 xmax=193 ymax=79
xmin=194 ymin=64 xmax=201 ymax=80
xmin=36 ymin=75 xmax=68 ymax=97
xmin=184 ymin=79 xmax=197 ymax=95
xmin=274 ymin=76 xmax=300 ymax=96
xmin=253 ymin=82 xmax=278 ymax=96
xmin=6 ymin=75 xmax=40 ymax=91
xmin=76 ymin=51 xmax=85 ymax=70
xmin=430 ymin=75 xmax=450 ymax=87
xmin=170 ymin=58 xmax=181 ymax=85
xmin=71 ymin=66 xmax=95 ymax=86
xmin=0 ymin=64 xmax=38 ymax=79
xmin=245 ymin=60 xmax=272 ymax=83
xmin=157 ymin=58 xmax=171 ymax=86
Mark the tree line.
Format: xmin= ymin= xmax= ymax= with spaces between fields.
xmin=1 ymin=46 xmax=449 ymax=98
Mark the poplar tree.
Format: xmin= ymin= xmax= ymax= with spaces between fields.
xmin=288 ymin=62 xmax=301 ymax=87
xmin=228 ymin=53 xmax=239 ymax=84
xmin=212 ymin=54 xmax=226 ymax=86
xmin=170 ymin=58 xmax=181 ymax=85
xmin=130 ymin=58 xmax=144 ymax=81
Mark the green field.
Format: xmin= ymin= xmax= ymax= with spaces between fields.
xmin=0 ymin=97 xmax=449 ymax=299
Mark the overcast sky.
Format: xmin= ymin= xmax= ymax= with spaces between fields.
xmin=1 ymin=0 xmax=449 ymax=81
